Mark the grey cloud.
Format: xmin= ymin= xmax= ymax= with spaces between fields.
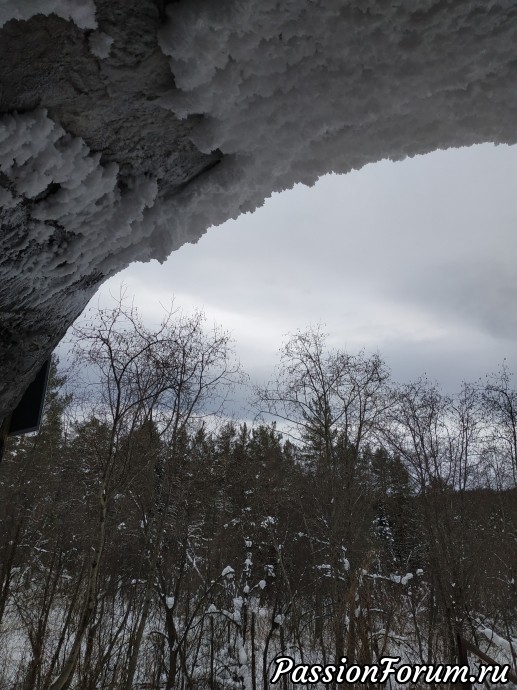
xmin=90 ymin=143 xmax=517 ymax=401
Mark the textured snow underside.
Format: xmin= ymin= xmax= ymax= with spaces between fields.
xmin=0 ymin=0 xmax=97 ymax=30
xmin=1 ymin=0 xmax=517 ymax=418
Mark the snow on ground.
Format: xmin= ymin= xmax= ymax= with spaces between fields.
xmin=3 ymin=596 xmax=516 ymax=690
xmin=478 ymin=624 xmax=516 ymax=657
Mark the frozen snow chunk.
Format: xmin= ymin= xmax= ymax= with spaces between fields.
xmin=89 ymin=31 xmax=114 ymax=59
xmin=478 ymin=626 xmax=514 ymax=654
xmin=238 ymin=645 xmax=248 ymax=665
xmin=261 ymin=516 xmax=276 ymax=527
xmin=316 ymin=564 xmax=332 ymax=577
xmin=222 ymin=565 xmax=235 ymax=579
xmin=391 ymin=572 xmax=414 ymax=586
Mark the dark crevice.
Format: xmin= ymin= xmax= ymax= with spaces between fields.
xmin=170 ymin=154 xmax=223 ymax=196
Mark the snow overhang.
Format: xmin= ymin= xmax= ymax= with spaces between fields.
xmin=1 ymin=0 xmax=516 ymax=418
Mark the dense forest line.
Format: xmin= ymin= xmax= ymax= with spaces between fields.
xmin=1 ymin=300 xmax=516 ymax=689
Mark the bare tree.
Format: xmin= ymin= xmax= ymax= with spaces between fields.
xmin=255 ymin=327 xmax=390 ymax=668
xmin=256 ymin=327 xmax=389 ymax=459
xmin=381 ymin=377 xmax=491 ymax=665
xmin=49 ymin=295 xmax=241 ymax=690
xmin=481 ymin=362 xmax=517 ymax=487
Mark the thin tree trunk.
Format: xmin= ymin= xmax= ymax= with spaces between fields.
xmin=49 ymin=483 xmax=109 ymax=690
xmin=251 ymin=613 xmax=257 ymax=690
xmin=123 ymin=578 xmax=154 ymax=690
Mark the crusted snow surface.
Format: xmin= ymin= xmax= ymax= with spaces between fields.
xmin=156 ymin=0 xmax=517 ymax=252
xmin=2 ymin=1 xmax=517 ymax=289
xmin=0 ymin=109 xmax=158 ymax=305
xmin=0 ymin=0 xmax=97 ymax=29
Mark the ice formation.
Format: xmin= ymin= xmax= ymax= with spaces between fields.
xmin=0 ymin=108 xmax=158 ymax=419
xmin=0 ymin=109 xmax=158 ymax=302
xmin=157 ymin=0 xmax=517 ymax=245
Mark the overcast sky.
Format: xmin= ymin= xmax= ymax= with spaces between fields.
xmin=82 ymin=142 xmax=517 ymax=417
